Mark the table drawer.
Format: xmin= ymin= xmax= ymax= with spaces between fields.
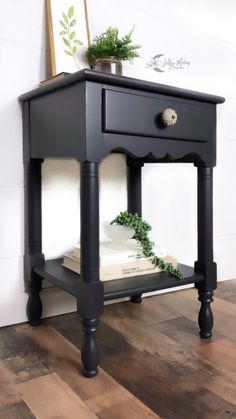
xmin=103 ymin=89 xmax=214 ymax=142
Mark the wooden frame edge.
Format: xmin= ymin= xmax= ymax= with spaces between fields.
xmin=46 ymin=0 xmax=56 ymax=76
xmin=46 ymin=0 xmax=91 ymax=76
xmin=84 ymin=0 xmax=91 ymax=46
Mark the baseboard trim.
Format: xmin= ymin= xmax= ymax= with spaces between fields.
xmin=0 ymin=288 xmax=76 ymax=327
xmin=0 ymin=277 xmax=234 ymax=327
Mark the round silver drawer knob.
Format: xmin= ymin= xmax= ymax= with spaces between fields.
xmin=161 ymin=108 xmax=178 ymax=127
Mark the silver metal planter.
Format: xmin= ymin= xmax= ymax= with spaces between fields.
xmin=94 ymin=59 xmax=122 ymax=75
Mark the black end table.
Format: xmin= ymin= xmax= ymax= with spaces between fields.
xmin=20 ymin=69 xmax=224 ymax=377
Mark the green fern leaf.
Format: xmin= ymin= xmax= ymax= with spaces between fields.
xmin=59 ymin=20 xmax=67 ymax=30
xmin=68 ymin=6 xmax=74 ymax=18
xmin=63 ymin=37 xmax=70 ymax=47
xmin=63 ymin=12 xmax=68 ymax=23
xmin=73 ymin=39 xmax=83 ymax=45
xmin=64 ymin=49 xmax=72 ymax=56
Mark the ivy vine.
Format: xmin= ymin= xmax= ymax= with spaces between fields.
xmin=59 ymin=6 xmax=83 ymax=68
xmin=111 ymin=211 xmax=183 ymax=279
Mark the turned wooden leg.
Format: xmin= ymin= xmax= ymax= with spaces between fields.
xmin=78 ymin=162 xmax=103 ymax=378
xmin=130 ymin=295 xmax=143 ymax=304
xmin=127 ymin=157 xmax=144 ymax=304
xmin=81 ymin=318 xmax=99 ymax=377
xmin=24 ymin=158 xmax=45 ymax=326
xmin=195 ymin=165 xmax=216 ymax=338
xmin=198 ymin=290 xmax=213 ymax=338
xmin=26 ymin=275 xmax=42 ymax=326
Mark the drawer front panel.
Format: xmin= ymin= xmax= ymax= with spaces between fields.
xmin=103 ymin=89 xmax=214 ymax=142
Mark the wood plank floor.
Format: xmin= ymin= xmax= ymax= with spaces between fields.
xmin=0 ymin=280 xmax=236 ymax=418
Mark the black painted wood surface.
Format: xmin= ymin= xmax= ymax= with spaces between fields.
xmin=33 ymin=259 xmax=205 ymax=300
xmin=127 ymin=157 xmax=143 ymax=304
xmin=103 ymin=89 xmax=213 ymax=142
xmin=20 ymin=69 xmax=224 ymax=165
xmin=19 ymin=69 xmax=224 ymax=104
xmin=20 ymin=69 xmax=224 ymax=377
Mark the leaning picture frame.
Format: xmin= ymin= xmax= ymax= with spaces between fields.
xmin=46 ymin=0 xmax=91 ymax=76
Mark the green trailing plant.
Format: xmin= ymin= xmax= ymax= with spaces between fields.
xmin=59 ymin=5 xmax=83 ymax=67
xmin=86 ymin=26 xmax=141 ymax=67
xmin=111 ymin=211 xmax=183 ymax=279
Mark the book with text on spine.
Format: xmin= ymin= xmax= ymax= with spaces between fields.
xmin=62 ymin=252 xmax=177 ymax=281
xmin=73 ymin=240 xmax=167 ymax=267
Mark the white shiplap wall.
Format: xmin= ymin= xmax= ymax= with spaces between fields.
xmin=0 ymin=0 xmax=235 ymax=326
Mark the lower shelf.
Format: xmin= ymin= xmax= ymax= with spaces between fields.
xmin=34 ymin=259 xmax=205 ymax=301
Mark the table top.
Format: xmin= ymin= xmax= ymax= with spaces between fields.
xmin=19 ymin=69 xmax=225 ymax=104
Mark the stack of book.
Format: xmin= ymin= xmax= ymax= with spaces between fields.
xmin=40 ymin=72 xmax=70 ymax=86
xmin=62 ymin=240 xmax=177 ymax=281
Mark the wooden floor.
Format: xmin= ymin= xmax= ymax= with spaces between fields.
xmin=1 ymin=280 xmax=236 ymax=419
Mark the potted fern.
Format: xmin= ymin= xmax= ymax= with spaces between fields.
xmin=86 ymin=26 xmax=141 ymax=75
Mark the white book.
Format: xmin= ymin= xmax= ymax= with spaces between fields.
xmin=73 ymin=240 xmax=167 ymax=266
xmin=62 ymin=252 xmax=177 ymax=282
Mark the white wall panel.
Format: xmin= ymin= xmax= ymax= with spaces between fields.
xmin=0 ymin=0 xmax=235 ymax=326
xmin=0 ymin=187 xmax=23 ymax=258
